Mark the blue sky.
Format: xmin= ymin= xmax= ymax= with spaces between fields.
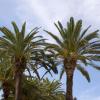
xmin=0 ymin=0 xmax=100 ymax=100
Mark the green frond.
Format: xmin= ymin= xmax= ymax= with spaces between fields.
xmin=44 ymin=30 xmax=63 ymax=47
xmin=21 ymin=22 xmax=26 ymax=38
xmin=84 ymin=50 xmax=100 ymax=54
xmin=89 ymin=41 xmax=100 ymax=49
xmin=78 ymin=40 xmax=100 ymax=54
xmin=59 ymin=67 xmax=65 ymax=80
xmin=70 ymin=17 xmax=74 ymax=33
xmin=91 ymin=66 xmax=100 ymax=70
xmin=84 ymin=30 xmax=99 ymax=41
xmin=57 ymin=21 xmax=64 ymax=32
xmin=73 ymin=19 xmax=82 ymax=40
xmin=0 ymin=38 xmax=15 ymax=52
xmin=78 ymin=25 xmax=91 ymax=41
xmin=24 ymin=27 xmax=38 ymax=44
xmin=0 ymin=27 xmax=16 ymax=43
xmin=77 ymin=39 xmax=87 ymax=51
xmin=87 ymin=55 xmax=100 ymax=61
xmin=88 ymin=63 xmax=100 ymax=70
xmin=30 ymin=64 xmax=40 ymax=79
xmin=58 ymin=21 xmax=65 ymax=37
xmin=45 ymin=44 xmax=67 ymax=57
xmin=12 ymin=21 xmax=19 ymax=33
xmin=77 ymin=65 xmax=90 ymax=82
xmin=54 ymin=22 xmax=65 ymax=40
xmin=81 ymin=59 xmax=88 ymax=66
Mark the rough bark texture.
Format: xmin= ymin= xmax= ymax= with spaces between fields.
xmin=64 ymin=58 xmax=76 ymax=100
xmin=14 ymin=57 xmax=26 ymax=100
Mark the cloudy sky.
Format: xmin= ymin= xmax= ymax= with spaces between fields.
xmin=0 ymin=0 xmax=100 ymax=100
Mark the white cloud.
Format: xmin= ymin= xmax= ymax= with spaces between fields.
xmin=15 ymin=0 xmax=100 ymax=39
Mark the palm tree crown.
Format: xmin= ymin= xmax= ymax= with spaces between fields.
xmin=45 ymin=17 xmax=100 ymax=81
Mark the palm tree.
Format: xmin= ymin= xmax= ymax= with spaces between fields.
xmin=0 ymin=22 xmax=45 ymax=100
xmin=45 ymin=17 xmax=100 ymax=100
xmin=0 ymin=52 xmax=13 ymax=100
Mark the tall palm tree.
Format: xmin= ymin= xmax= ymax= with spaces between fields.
xmin=45 ymin=17 xmax=100 ymax=100
xmin=0 ymin=22 xmax=45 ymax=100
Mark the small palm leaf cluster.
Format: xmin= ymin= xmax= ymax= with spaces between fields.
xmin=18 ymin=77 xmax=65 ymax=100
xmin=37 ymin=78 xmax=65 ymax=100
xmin=45 ymin=17 xmax=100 ymax=100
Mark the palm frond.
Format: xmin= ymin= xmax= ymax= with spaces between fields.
xmin=77 ymin=65 xmax=90 ymax=82
xmin=0 ymin=27 xmax=16 ymax=43
xmin=44 ymin=30 xmax=63 ymax=47
xmin=84 ymin=30 xmax=99 ymax=41
xmin=12 ymin=21 xmax=19 ymax=33
xmin=59 ymin=67 xmax=65 ymax=80
xmin=21 ymin=22 xmax=26 ymax=38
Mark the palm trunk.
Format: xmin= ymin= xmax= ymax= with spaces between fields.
xmin=14 ymin=57 xmax=26 ymax=100
xmin=15 ymin=72 xmax=22 ymax=100
xmin=64 ymin=58 xmax=76 ymax=100
xmin=66 ymin=71 xmax=74 ymax=100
